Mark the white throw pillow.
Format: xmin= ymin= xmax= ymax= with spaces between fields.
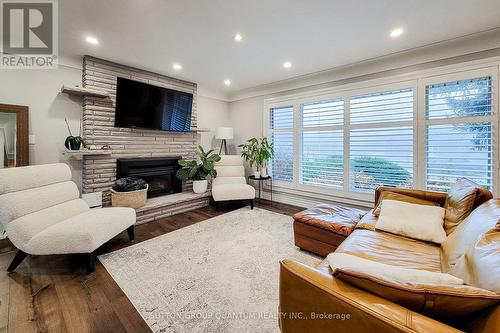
xmin=327 ymin=253 xmax=464 ymax=285
xmin=376 ymin=199 xmax=446 ymax=244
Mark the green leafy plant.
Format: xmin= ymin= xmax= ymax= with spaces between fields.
xmin=176 ymin=146 xmax=221 ymax=181
xmin=238 ymin=137 xmax=275 ymax=170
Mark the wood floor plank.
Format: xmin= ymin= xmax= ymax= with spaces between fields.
xmin=7 ymin=272 xmax=40 ymax=333
xmin=29 ymin=266 xmax=68 ymax=333
xmin=0 ymin=201 xmax=302 ymax=333
xmin=0 ymin=253 xmax=13 ymax=333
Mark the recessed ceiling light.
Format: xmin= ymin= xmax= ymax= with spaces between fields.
xmin=173 ymin=63 xmax=182 ymax=71
xmin=283 ymin=61 xmax=292 ymax=69
xmin=85 ymin=36 xmax=99 ymax=45
xmin=224 ymin=79 xmax=231 ymax=86
xmin=234 ymin=33 xmax=243 ymax=42
xmin=390 ymin=27 xmax=404 ymax=38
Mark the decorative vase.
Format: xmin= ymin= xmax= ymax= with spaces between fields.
xmin=254 ymin=170 xmax=261 ymax=179
xmin=193 ymin=179 xmax=208 ymax=193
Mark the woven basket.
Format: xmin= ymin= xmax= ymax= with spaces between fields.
xmin=111 ymin=184 xmax=148 ymax=209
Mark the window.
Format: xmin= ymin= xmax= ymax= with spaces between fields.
xmin=269 ymin=106 xmax=294 ymax=182
xmin=425 ymin=76 xmax=494 ymax=192
xmin=300 ymin=99 xmax=344 ymax=189
xmin=349 ymin=88 xmax=414 ymax=192
xmin=265 ymin=66 xmax=498 ymax=201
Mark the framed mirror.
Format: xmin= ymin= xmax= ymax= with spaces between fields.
xmin=0 ymin=104 xmax=29 ymax=168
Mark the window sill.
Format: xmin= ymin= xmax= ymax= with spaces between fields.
xmin=262 ymin=182 xmax=374 ymax=209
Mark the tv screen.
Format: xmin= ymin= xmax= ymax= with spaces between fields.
xmin=114 ymin=77 xmax=193 ymax=132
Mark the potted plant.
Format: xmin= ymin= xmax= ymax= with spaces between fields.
xmin=239 ymin=137 xmax=274 ymax=178
xmin=176 ymin=146 xmax=221 ymax=193
xmin=64 ymin=118 xmax=85 ymax=150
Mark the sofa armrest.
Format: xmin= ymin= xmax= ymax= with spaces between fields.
xmin=279 ymin=259 xmax=462 ymax=333
xmin=374 ymin=187 xmax=447 ymax=208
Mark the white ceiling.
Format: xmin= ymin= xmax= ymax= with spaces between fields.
xmin=60 ymin=0 xmax=500 ymax=97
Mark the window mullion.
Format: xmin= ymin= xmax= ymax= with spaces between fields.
xmin=293 ymin=103 xmax=301 ymax=187
xmin=344 ymin=95 xmax=351 ymax=194
xmin=416 ymin=79 xmax=426 ymax=190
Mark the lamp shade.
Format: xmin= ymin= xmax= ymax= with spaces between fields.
xmin=215 ymin=127 xmax=233 ymax=140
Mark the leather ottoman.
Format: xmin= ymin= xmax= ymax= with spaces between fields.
xmin=293 ymin=204 xmax=367 ymax=257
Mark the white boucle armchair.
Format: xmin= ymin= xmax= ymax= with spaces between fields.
xmin=212 ymin=155 xmax=255 ymax=210
xmin=0 ymin=163 xmax=136 ymax=273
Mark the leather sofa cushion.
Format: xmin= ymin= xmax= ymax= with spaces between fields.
xmin=337 ymin=229 xmax=442 ymax=272
xmin=293 ymin=204 xmax=367 ymax=237
xmin=333 ymin=266 xmax=500 ymax=319
xmin=375 ymin=186 xmax=447 ymax=208
xmin=442 ymin=199 xmax=499 ymax=270
xmin=373 ymin=191 xmax=439 ymax=216
xmin=328 ymin=253 xmax=463 ymax=285
xmin=443 ymin=178 xmax=489 ymax=235
xmin=355 ymin=210 xmax=377 ymax=231
xmin=450 ymin=221 xmax=500 ymax=293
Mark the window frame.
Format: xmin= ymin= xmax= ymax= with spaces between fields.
xmin=416 ymin=67 xmax=498 ymax=192
xmin=263 ymin=64 xmax=500 ymax=205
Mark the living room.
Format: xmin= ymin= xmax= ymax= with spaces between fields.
xmin=0 ymin=1 xmax=499 ymax=332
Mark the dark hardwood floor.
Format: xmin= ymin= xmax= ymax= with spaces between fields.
xmin=0 ymin=200 xmax=302 ymax=333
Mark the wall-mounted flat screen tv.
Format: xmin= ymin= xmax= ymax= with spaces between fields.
xmin=114 ymin=77 xmax=193 ymax=132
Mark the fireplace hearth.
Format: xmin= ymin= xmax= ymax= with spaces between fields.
xmin=117 ymin=157 xmax=182 ymax=198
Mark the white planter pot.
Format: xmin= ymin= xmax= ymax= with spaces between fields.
xmin=260 ymin=167 xmax=268 ymax=178
xmin=193 ymin=179 xmax=208 ymax=193
xmin=253 ymin=171 xmax=261 ymax=179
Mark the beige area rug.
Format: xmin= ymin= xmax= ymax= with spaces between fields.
xmin=99 ymin=207 xmax=320 ymax=333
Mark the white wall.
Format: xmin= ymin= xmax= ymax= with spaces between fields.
xmin=228 ymin=96 xmax=263 ymax=150
xmin=0 ymin=64 xmax=84 ymax=187
xmin=196 ymin=96 xmax=231 ymax=153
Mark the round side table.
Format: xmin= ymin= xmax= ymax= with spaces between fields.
xmin=248 ymin=175 xmax=272 ymax=204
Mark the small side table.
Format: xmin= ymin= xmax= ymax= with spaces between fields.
xmin=248 ymin=175 xmax=272 ymax=204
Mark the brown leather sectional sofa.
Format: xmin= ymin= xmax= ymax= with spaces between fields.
xmin=279 ymin=184 xmax=499 ymax=333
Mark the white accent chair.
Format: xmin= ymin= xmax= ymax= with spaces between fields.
xmin=212 ymin=155 xmax=255 ymax=210
xmin=0 ymin=163 xmax=136 ymax=273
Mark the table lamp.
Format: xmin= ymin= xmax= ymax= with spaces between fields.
xmin=215 ymin=127 xmax=233 ymax=155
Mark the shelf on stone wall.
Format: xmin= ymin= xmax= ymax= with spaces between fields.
xmin=190 ymin=127 xmax=210 ymax=132
xmin=62 ymin=149 xmax=112 ymax=160
xmin=61 ymin=85 xmax=111 ymax=98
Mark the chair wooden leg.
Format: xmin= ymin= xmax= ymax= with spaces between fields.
xmin=127 ymin=225 xmax=135 ymax=241
xmin=7 ymin=250 xmax=27 ymax=272
xmin=86 ymin=252 xmax=96 ymax=274
xmin=250 ymin=199 xmax=254 ymax=210
xmin=215 ymin=201 xmax=220 ymax=212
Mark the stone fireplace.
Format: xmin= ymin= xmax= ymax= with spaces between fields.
xmin=117 ymin=157 xmax=182 ymax=198
xmin=80 ymin=56 xmax=209 ymax=221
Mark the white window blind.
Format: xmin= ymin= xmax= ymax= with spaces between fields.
xmin=300 ymin=99 xmax=344 ymax=189
xmin=425 ymin=76 xmax=494 ymax=192
xmin=270 ymin=106 xmax=294 ymax=182
xmin=349 ymin=88 xmax=414 ymax=192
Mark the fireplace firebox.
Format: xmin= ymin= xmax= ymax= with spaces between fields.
xmin=117 ymin=157 xmax=182 ymax=198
